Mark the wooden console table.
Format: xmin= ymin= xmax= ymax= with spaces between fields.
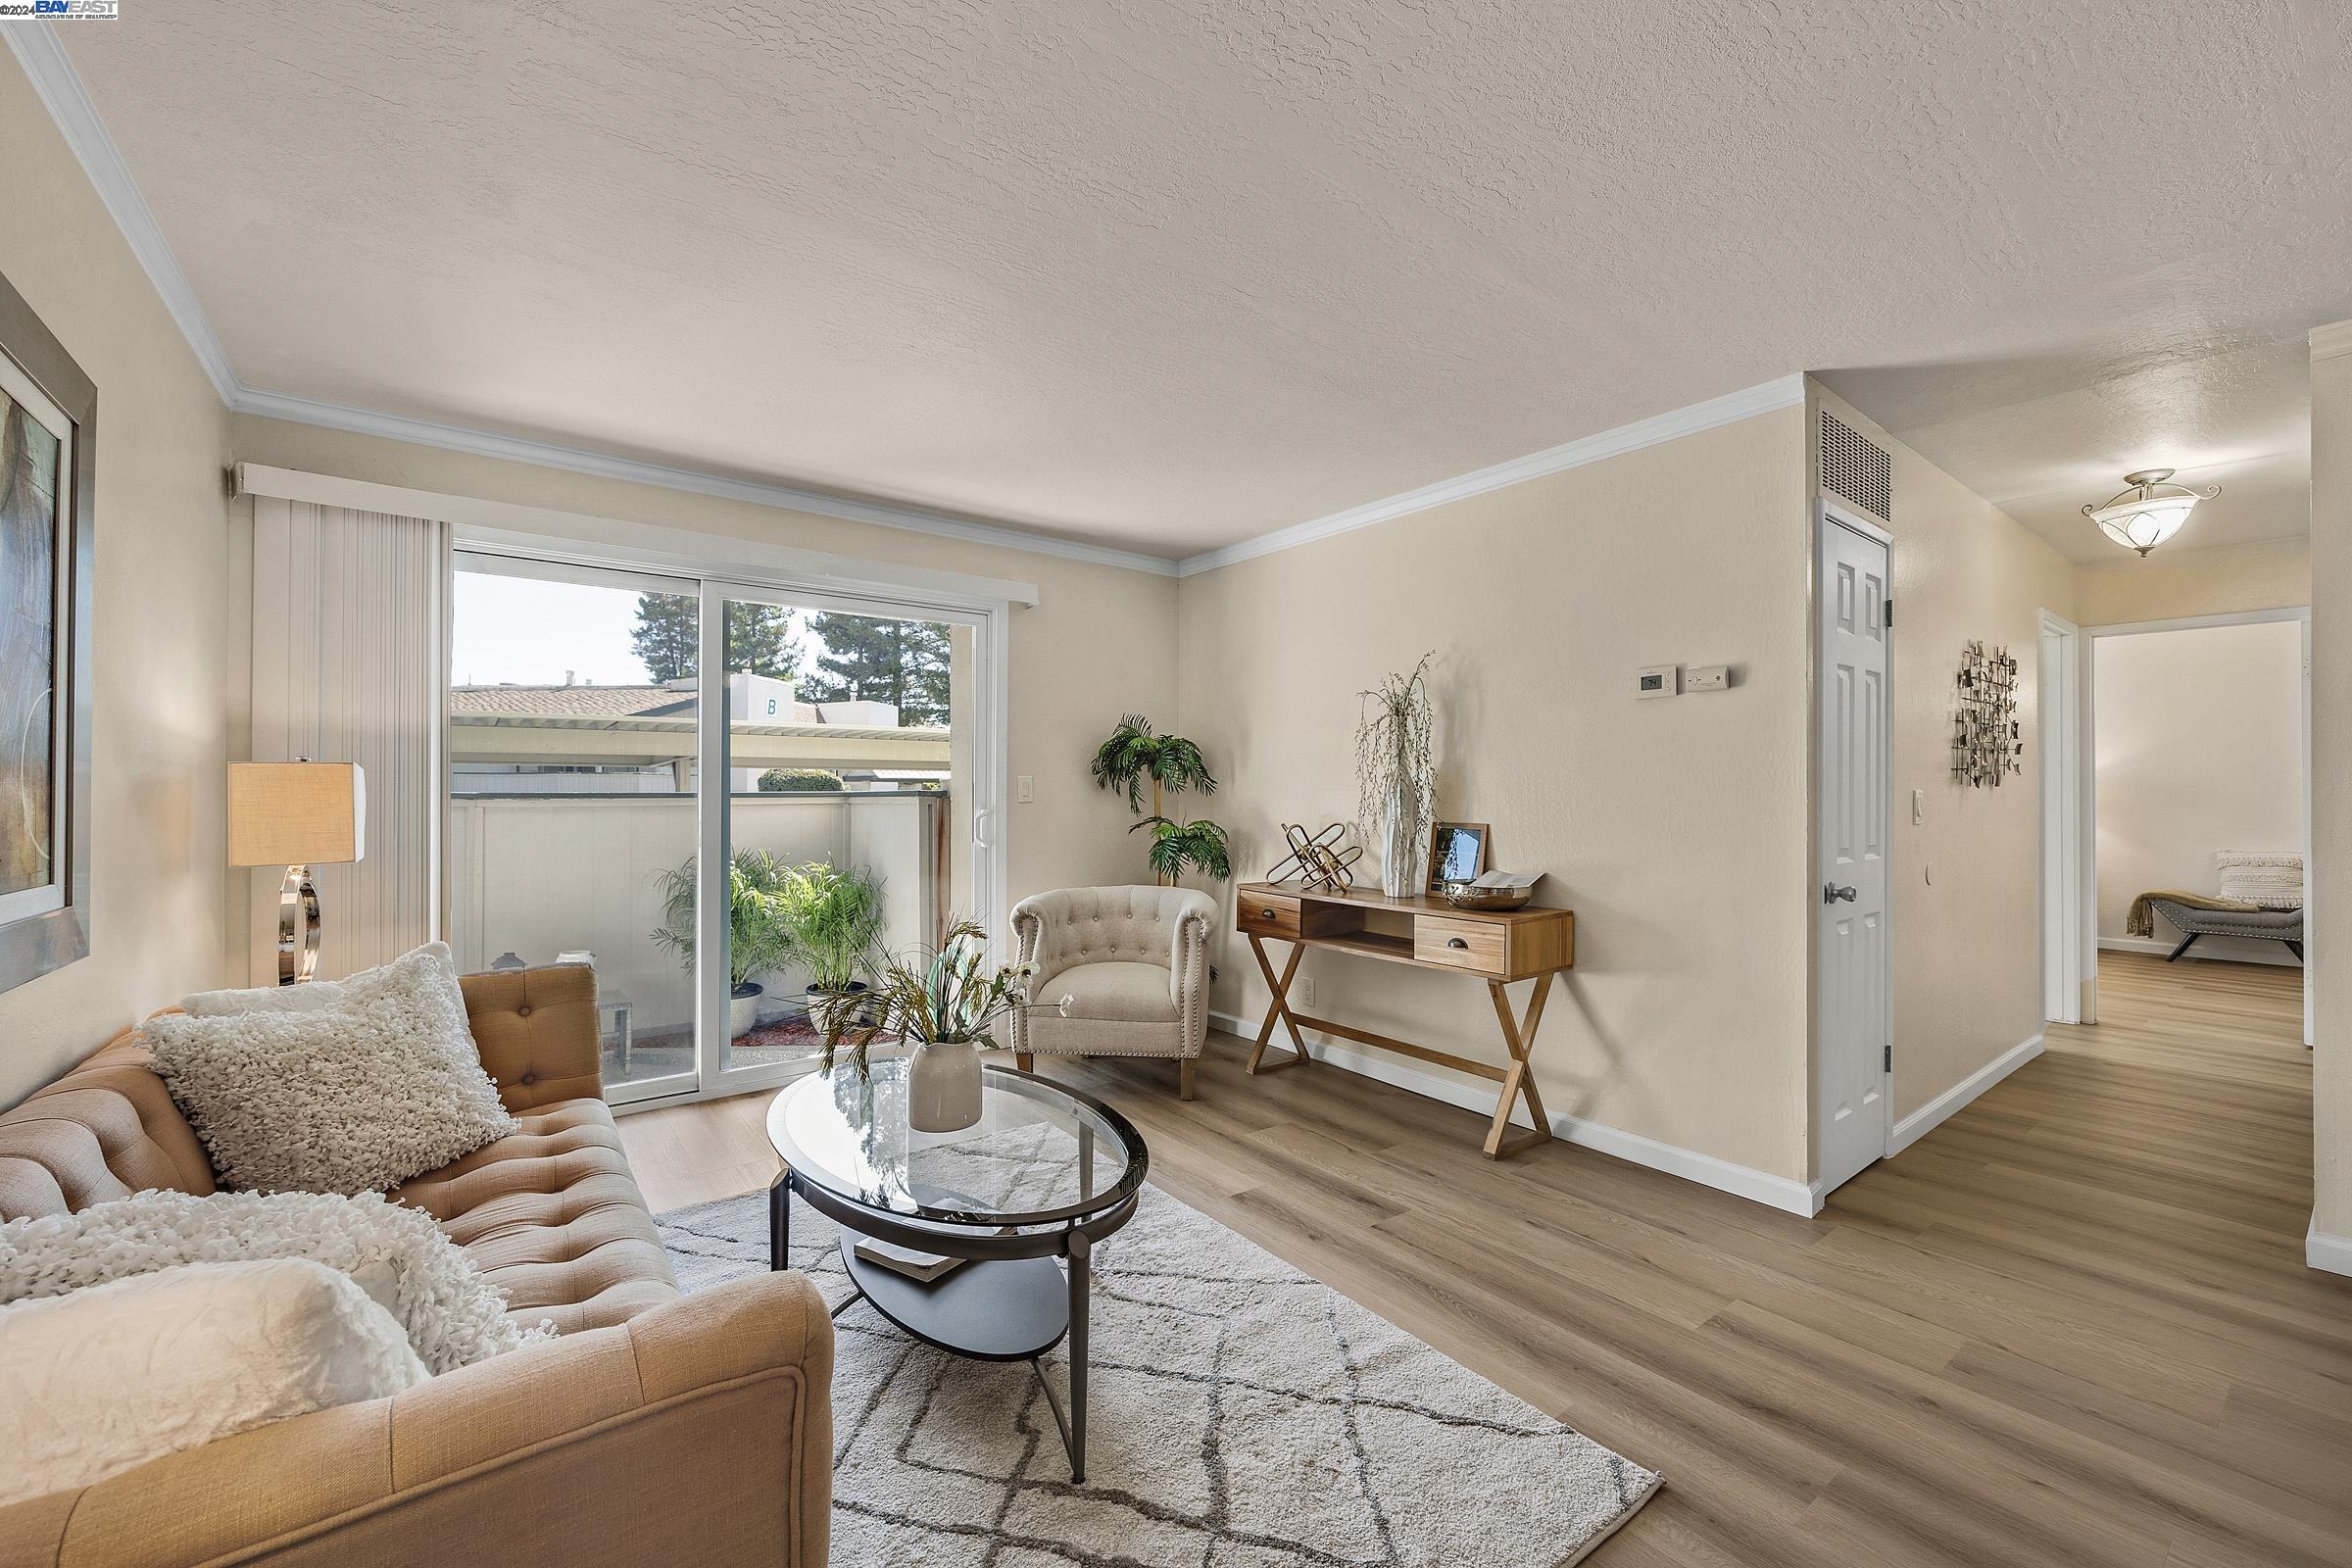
xmin=1233 ymin=881 xmax=1574 ymax=1158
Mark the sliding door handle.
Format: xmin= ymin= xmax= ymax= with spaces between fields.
xmin=1824 ymin=883 xmax=1858 ymax=904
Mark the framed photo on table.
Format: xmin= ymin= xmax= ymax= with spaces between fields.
xmin=0 ymin=266 xmax=96 ymax=995
xmin=1426 ymin=821 xmax=1489 ymax=892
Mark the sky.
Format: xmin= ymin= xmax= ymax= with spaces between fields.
xmin=452 ymin=574 xmax=665 ymax=687
xmin=450 ymin=569 xmax=936 ymax=690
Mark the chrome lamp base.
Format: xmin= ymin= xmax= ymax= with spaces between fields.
xmin=277 ymin=863 xmax=321 ymax=986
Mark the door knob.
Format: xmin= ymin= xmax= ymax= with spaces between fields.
xmin=1824 ymin=884 xmax=1858 ymax=904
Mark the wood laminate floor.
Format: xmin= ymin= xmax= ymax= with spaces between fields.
xmin=618 ymin=951 xmax=2350 ymax=1567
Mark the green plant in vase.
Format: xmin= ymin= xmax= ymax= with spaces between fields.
xmin=651 ymin=849 xmax=797 ymax=1038
xmin=812 ymin=919 xmax=1063 ymax=1131
xmin=1089 ymin=712 xmax=1230 ymax=887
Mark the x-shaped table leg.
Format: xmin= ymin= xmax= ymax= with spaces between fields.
xmin=1246 ymin=934 xmax=1312 ymax=1074
xmin=1483 ymin=972 xmax=1556 ymax=1158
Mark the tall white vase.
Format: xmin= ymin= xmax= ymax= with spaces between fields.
xmin=1380 ymin=779 xmax=1421 ymax=900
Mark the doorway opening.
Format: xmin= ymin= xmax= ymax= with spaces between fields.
xmin=2048 ymin=610 xmax=2311 ymax=1046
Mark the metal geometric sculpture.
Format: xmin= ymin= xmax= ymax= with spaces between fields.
xmin=1953 ymin=640 xmax=2022 ymax=788
xmin=1266 ymin=822 xmax=1361 ymax=892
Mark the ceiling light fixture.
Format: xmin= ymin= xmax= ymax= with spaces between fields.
xmin=2082 ymin=468 xmax=2218 ymax=557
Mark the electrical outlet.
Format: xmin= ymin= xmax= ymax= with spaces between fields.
xmin=1016 ymin=774 xmax=1035 ymax=803
xmin=1297 ymin=974 xmax=1316 ymax=1008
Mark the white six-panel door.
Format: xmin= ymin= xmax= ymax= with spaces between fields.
xmin=1817 ymin=511 xmax=1892 ymax=1196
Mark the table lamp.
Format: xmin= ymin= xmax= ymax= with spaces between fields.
xmin=228 ymin=761 xmax=366 ymax=985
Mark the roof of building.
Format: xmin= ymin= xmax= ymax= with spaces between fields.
xmin=450 ymin=684 xmax=823 ymax=723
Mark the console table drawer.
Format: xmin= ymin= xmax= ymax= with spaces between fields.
xmin=1238 ymin=892 xmax=1303 ymax=940
xmin=1414 ymin=915 xmax=1507 ymax=974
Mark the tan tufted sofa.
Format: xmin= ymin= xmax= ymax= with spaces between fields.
xmin=0 ymin=963 xmax=831 ymax=1567
xmin=1008 ymin=885 xmax=1215 ymax=1099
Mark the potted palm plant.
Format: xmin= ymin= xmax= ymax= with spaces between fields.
xmin=776 ymin=861 xmax=885 ymax=1012
xmin=1090 ymin=713 xmax=1231 ymax=886
xmin=813 ymin=920 xmax=1059 ymax=1132
xmin=652 ymin=849 xmax=797 ymax=1038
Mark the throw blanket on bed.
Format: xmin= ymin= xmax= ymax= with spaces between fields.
xmin=2127 ymin=889 xmax=2259 ymax=938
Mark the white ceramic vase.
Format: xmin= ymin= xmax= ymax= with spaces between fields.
xmin=1380 ymin=779 xmax=1422 ymax=900
xmin=906 ymin=1037 xmax=985 ymax=1133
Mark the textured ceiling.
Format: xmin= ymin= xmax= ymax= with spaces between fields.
xmin=60 ymin=1 xmax=2352 ymax=560
xmin=1824 ymin=338 xmax=2315 ymax=564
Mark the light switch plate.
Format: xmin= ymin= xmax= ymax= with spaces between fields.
xmin=1016 ymin=775 xmax=1035 ymax=803
xmin=1637 ymin=663 xmax=1679 ymax=700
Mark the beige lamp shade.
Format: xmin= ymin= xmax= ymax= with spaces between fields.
xmin=227 ymin=762 xmax=367 ymax=867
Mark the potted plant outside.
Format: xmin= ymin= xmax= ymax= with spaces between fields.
xmin=652 ymin=849 xmax=798 ymax=1038
xmin=776 ymin=861 xmax=886 ymax=1017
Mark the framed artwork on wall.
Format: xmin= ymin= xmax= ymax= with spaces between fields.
xmin=0 ymin=266 xmax=96 ymax=995
xmin=1426 ymin=821 xmax=1489 ymax=892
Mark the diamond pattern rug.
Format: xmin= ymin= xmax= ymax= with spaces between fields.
xmin=656 ymin=1130 xmax=1659 ymax=1567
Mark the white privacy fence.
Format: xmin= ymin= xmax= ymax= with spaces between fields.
xmin=447 ymin=792 xmax=938 ymax=1042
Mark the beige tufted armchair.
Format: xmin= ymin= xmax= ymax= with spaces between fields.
xmin=1008 ymin=885 xmax=1216 ymax=1099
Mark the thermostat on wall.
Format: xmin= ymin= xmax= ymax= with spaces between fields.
xmin=1637 ymin=663 xmax=1679 ymax=700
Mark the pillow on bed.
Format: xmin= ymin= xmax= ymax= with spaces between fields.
xmin=146 ymin=943 xmax=514 ymax=1195
xmin=0 ymin=1258 xmax=426 ymax=1507
xmin=2215 ymin=851 xmax=2303 ymax=910
xmin=0 ymin=1188 xmax=548 ymax=1375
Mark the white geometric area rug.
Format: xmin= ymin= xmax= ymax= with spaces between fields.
xmin=657 ymin=1130 xmax=1660 ymax=1567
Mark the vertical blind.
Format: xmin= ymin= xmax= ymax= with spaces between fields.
xmin=246 ymin=497 xmax=448 ymax=983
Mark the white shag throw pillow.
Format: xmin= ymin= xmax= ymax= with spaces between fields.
xmin=180 ymin=940 xmax=462 ymax=1018
xmin=2215 ymin=850 xmax=2303 ymax=910
xmin=0 ymin=1258 xmax=426 ymax=1507
xmin=0 ymin=1189 xmax=550 ymax=1375
xmin=146 ymin=943 xmax=516 ymax=1194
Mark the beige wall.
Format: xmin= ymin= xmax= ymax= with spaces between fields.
xmin=228 ymin=416 xmax=1180 ymax=936
xmin=2312 ymin=333 xmax=2351 ymax=1246
xmin=2093 ymin=620 xmax=2304 ymax=965
xmin=1177 ymin=408 xmax=1818 ymax=1183
xmin=0 ymin=60 xmax=236 ymax=1107
xmin=1812 ymin=390 xmax=2077 ymax=1129
xmin=2076 ymin=537 xmax=2310 ymax=627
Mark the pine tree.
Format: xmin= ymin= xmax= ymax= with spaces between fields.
xmin=799 ymin=613 xmax=950 ymax=724
xmin=629 ymin=595 xmax=805 ymax=684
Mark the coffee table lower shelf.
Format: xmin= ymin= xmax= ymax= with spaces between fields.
xmin=769 ymin=1173 xmax=1122 ymax=1481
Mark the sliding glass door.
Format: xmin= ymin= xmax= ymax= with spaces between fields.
xmin=446 ymin=550 xmax=998 ymax=1106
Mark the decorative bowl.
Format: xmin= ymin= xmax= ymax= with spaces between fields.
xmin=1441 ymin=882 xmax=1532 ymax=911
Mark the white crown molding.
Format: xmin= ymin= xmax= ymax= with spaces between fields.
xmin=13 ymin=25 xmax=1806 ymax=585
xmin=4 ymin=23 xmax=237 ymax=404
xmin=1174 ymin=373 xmax=1808 ymax=577
xmin=2311 ymin=320 xmax=2352 ymax=362
xmin=230 ymin=386 xmax=1181 ymax=577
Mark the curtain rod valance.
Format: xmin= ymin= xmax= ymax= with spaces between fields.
xmin=232 ymin=463 xmax=1041 ymax=608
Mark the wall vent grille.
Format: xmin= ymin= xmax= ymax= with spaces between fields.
xmin=1821 ymin=410 xmax=1892 ymax=522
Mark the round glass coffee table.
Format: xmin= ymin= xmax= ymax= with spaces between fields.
xmin=764 ymin=1054 xmax=1147 ymax=1481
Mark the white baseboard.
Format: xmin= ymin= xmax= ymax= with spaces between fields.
xmin=1208 ymin=1009 xmax=1822 ymax=1217
xmin=1887 ymin=1034 xmax=2044 ymax=1156
xmin=2098 ymin=936 xmax=2301 ymax=968
xmin=2310 ymin=1217 xmax=2352 ymax=1278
